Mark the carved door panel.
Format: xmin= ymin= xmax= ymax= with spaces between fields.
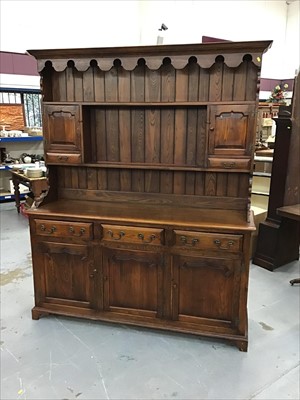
xmin=172 ymin=254 xmax=242 ymax=329
xmin=102 ymin=248 xmax=164 ymax=319
xmin=208 ymin=105 xmax=255 ymax=170
xmin=33 ymin=241 xmax=96 ymax=310
xmin=43 ymin=105 xmax=82 ymax=163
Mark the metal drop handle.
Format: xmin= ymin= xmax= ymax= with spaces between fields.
xmin=180 ymin=236 xmax=199 ymax=247
xmin=107 ymin=230 xmax=125 ymax=240
xmin=214 ymin=239 xmax=234 ymax=250
xmin=40 ymin=224 xmax=56 ymax=234
xmin=69 ymin=226 xmax=86 ymax=237
xmin=137 ymin=233 xmax=156 ymax=243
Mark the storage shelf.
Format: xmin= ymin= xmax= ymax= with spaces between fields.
xmin=253 ymin=172 xmax=271 ymax=177
xmin=0 ymin=136 xmax=43 ymax=143
xmin=44 ymin=100 xmax=256 ymax=107
xmin=254 ymin=156 xmax=273 ymax=163
xmin=0 ymin=165 xmax=12 ymax=171
xmin=0 ymin=192 xmax=27 ymax=201
xmin=251 ymin=191 xmax=270 ymax=196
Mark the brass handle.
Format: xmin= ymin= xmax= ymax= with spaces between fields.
xmin=214 ymin=239 xmax=234 ymax=250
xmin=137 ymin=233 xmax=156 ymax=243
xmin=107 ymin=230 xmax=125 ymax=240
xmin=40 ymin=224 xmax=56 ymax=234
xmin=223 ymin=162 xmax=236 ymax=169
xmin=69 ymin=226 xmax=86 ymax=237
xmin=180 ymin=236 xmax=199 ymax=247
xmin=57 ymin=155 xmax=69 ymax=161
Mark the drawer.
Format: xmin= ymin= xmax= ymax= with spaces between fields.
xmin=102 ymin=224 xmax=163 ymax=245
xmin=35 ymin=219 xmax=93 ymax=239
xmin=46 ymin=153 xmax=82 ymax=164
xmin=208 ymin=158 xmax=251 ymax=170
xmin=174 ymin=230 xmax=242 ymax=252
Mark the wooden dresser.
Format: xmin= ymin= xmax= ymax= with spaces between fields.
xmin=27 ymin=41 xmax=271 ymax=351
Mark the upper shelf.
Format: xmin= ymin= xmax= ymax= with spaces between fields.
xmin=0 ymin=136 xmax=43 ymax=143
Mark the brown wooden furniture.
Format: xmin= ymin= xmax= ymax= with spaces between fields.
xmin=276 ymin=204 xmax=300 ymax=285
xmin=11 ymin=170 xmax=49 ymax=212
xmin=252 ymin=106 xmax=298 ymax=270
xmin=253 ymin=68 xmax=300 ymax=271
xmin=26 ymin=41 xmax=272 ymax=351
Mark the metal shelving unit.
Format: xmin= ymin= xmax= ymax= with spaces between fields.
xmin=0 ymin=136 xmax=43 ymax=143
xmin=0 ymin=136 xmax=44 ymax=202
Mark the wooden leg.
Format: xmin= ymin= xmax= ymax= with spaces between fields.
xmin=12 ymin=178 xmax=21 ymax=213
xmin=32 ymin=308 xmax=49 ymax=320
xmin=234 ymin=340 xmax=248 ymax=352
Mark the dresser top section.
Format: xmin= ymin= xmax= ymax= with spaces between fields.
xmin=27 ymin=40 xmax=272 ymax=72
xmin=26 ymin=199 xmax=256 ymax=232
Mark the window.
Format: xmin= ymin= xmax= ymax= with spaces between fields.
xmin=23 ymin=93 xmax=42 ymax=127
xmin=0 ymin=92 xmax=22 ymax=104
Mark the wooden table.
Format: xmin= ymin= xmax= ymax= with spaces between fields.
xmin=277 ymin=204 xmax=300 ymax=285
xmin=11 ymin=170 xmax=49 ymax=213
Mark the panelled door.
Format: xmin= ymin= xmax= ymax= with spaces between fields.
xmin=102 ymin=247 xmax=164 ymax=319
xmin=43 ymin=104 xmax=82 ymax=163
xmin=171 ymin=254 xmax=242 ymax=331
xmin=32 ymin=241 xmax=96 ymax=310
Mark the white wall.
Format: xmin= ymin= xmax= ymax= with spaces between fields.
xmin=285 ymin=0 xmax=300 ymax=77
xmin=0 ymin=0 xmax=299 ymax=79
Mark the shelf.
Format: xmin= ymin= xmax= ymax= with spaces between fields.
xmin=0 ymin=136 xmax=43 ymax=143
xmin=254 ymin=156 xmax=273 ymax=162
xmin=0 ymin=163 xmax=38 ymax=171
xmin=251 ymin=191 xmax=270 ymax=196
xmin=44 ymin=100 xmax=256 ymax=107
xmin=0 ymin=192 xmax=27 ymax=201
xmin=0 ymin=165 xmax=12 ymax=171
xmin=251 ymin=205 xmax=268 ymax=216
xmin=253 ymin=172 xmax=271 ymax=177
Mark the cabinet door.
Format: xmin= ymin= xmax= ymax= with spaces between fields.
xmin=172 ymin=254 xmax=242 ymax=329
xmin=43 ymin=105 xmax=82 ymax=164
xmin=208 ymin=105 xmax=255 ymax=169
xmin=102 ymin=248 xmax=164 ymax=319
xmin=32 ymin=241 xmax=96 ymax=310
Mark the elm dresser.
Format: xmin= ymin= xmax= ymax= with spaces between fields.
xmin=27 ymin=41 xmax=272 ymax=351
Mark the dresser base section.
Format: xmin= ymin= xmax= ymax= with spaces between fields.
xmin=31 ymin=305 xmax=248 ymax=352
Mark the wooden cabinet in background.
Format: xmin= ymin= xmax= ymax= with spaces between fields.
xmin=27 ymin=40 xmax=272 ymax=351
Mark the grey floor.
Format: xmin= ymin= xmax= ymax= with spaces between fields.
xmin=0 ymin=202 xmax=299 ymax=400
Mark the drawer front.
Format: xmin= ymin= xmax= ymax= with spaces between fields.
xmin=102 ymin=224 xmax=163 ymax=246
xmin=174 ymin=230 xmax=242 ymax=252
xmin=35 ymin=219 xmax=93 ymax=239
xmin=208 ymin=158 xmax=251 ymax=170
xmin=46 ymin=153 xmax=82 ymax=164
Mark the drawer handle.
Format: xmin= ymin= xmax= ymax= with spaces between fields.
xmin=57 ymin=155 xmax=69 ymax=161
xmin=223 ymin=162 xmax=236 ymax=169
xmin=180 ymin=236 xmax=199 ymax=247
xmin=69 ymin=226 xmax=86 ymax=237
xmin=137 ymin=233 xmax=157 ymax=243
xmin=107 ymin=230 xmax=125 ymax=240
xmin=214 ymin=239 xmax=234 ymax=250
xmin=40 ymin=224 xmax=56 ymax=234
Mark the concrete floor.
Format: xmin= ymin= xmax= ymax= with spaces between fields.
xmin=0 ymin=201 xmax=299 ymax=400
